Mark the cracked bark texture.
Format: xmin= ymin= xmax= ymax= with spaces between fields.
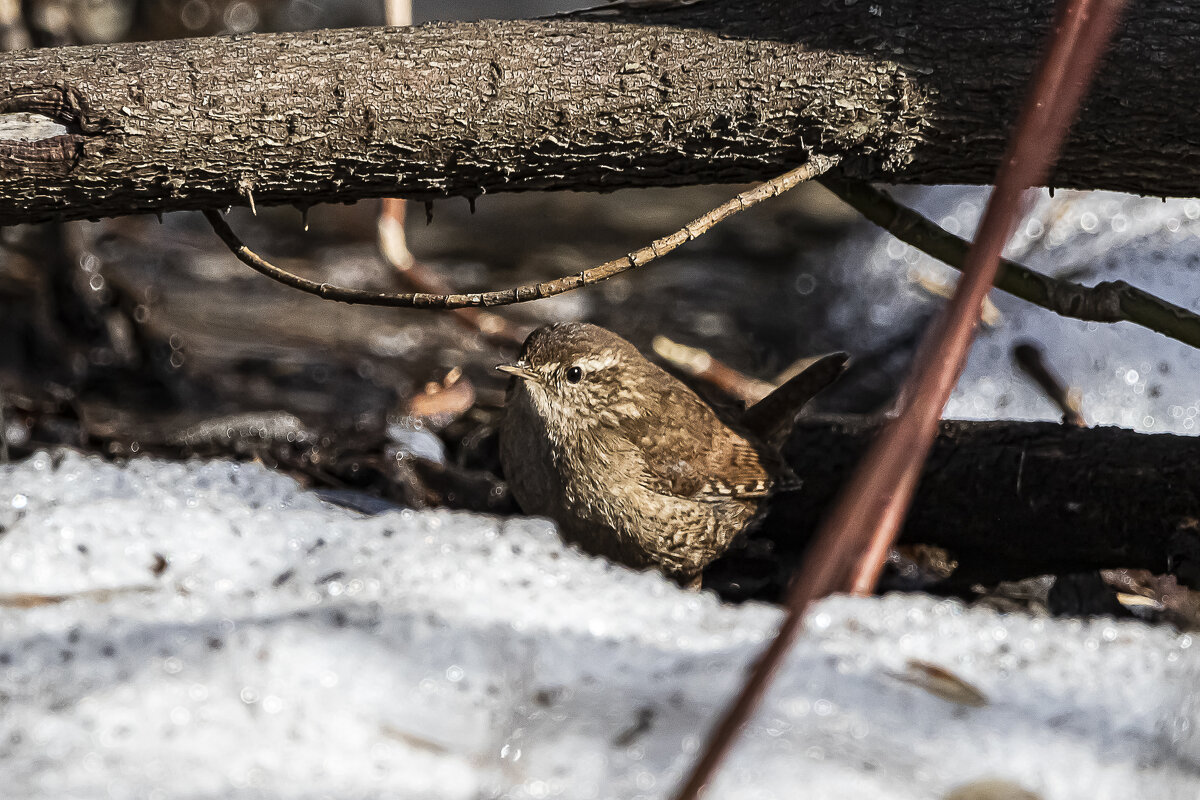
xmin=0 ymin=0 xmax=1196 ymax=225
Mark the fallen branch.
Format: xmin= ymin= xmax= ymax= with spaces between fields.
xmin=753 ymin=415 xmax=1200 ymax=590
xmin=203 ymin=156 xmax=839 ymax=308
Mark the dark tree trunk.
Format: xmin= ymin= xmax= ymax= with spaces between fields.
xmin=749 ymin=417 xmax=1200 ymax=591
xmin=0 ymin=0 xmax=1197 ymax=225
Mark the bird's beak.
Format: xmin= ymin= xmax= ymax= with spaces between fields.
xmin=496 ymin=362 xmax=538 ymax=382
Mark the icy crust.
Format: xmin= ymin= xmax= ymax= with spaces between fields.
xmin=0 ymin=453 xmax=1197 ymax=800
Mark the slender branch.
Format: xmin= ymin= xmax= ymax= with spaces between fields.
xmin=202 ymin=155 xmax=840 ymax=309
xmin=1012 ymin=342 xmax=1086 ymax=426
xmin=380 ymin=199 xmax=526 ymax=345
xmin=671 ymin=1 xmax=1126 ymax=798
xmin=651 ymin=335 xmax=776 ymax=405
xmin=819 ymin=175 xmax=1200 ymax=350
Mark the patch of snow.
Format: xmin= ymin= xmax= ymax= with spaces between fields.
xmin=0 ymin=452 xmax=1197 ymax=799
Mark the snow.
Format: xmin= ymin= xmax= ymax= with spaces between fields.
xmin=6 ymin=183 xmax=1200 ymax=799
xmin=1 ymin=452 xmax=1197 ymax=799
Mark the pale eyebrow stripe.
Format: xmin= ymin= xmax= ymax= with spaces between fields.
xmin=573 ymin=351 xmax=620 ymax=372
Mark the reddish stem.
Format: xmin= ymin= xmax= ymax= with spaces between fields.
xmin=671 ymin=1 xmax=1126 ymax=798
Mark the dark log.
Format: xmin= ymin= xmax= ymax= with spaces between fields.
xmin=736 ymin=417 xmax=1200 ymax=593
xmin=0 ymin=1 xmax=1197 ymax=225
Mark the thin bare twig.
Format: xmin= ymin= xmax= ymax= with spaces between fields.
xmin=202 ymin=154 xmax=840 ymax=309
xmin=820 ymin=175 xmax=1200 ymax=350
xmin=671 ymin=1 xmax=1125 ymax=798
xmin=651 ymin=336 xmax=776 ymax=405
xmin=377 ymin=0 xmax=525 ymax=346
xmin=380 ymin=200 xmax=527 ymax=346
xmin=1013 ymin=342 xmax=1086 ymax=426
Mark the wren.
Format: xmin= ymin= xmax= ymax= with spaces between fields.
xmin=497 ymin=323 xmax=779 ymax=587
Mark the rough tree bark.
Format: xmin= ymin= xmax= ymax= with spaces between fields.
xmin=0 ymin=0 xmax=1197 ymax=226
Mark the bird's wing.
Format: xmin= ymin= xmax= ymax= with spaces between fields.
xmin=637 ymin=395 xmax=771 ymax=501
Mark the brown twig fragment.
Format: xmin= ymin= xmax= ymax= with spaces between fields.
xmin=819 ymin=176 xmax=1200 ymax=350
xmin=1012 ymin=342 xmax=1086 ymax=426
xmin=202 ymin=154 xmax=840 ymax=309
xmin=892 ymin=659 xmax=989 ymax=708
xmin=671 ymin=1 xmax=1125 ymax=798
xmin=377 ymin=0 xmax=527 ymax=346
xmin=651 ymin=335 xmax=776 ymax=405
xmin=379 ymin=198 xmax=527 ymax=346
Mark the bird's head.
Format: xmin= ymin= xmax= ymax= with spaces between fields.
xmin=497 ymin=323 xmax=661 ymax=438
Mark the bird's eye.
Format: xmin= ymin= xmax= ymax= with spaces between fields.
xmin=566 ymin=366 xmax=583 ymax=384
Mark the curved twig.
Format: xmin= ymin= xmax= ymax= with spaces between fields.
xmin=819 ymin=174 xmax=1200 ymax=349
xmin=204 ymin=154 xmax=840 ymax=309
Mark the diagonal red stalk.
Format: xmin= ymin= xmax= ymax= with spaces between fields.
xmin=671 ymin=1 xmax=1126 ymax=798
xmin=845 ymin=0 xmax=1125 ymax=594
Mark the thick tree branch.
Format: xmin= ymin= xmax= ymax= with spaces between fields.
xmin=0 ymin=1 xmax=1197 ymax=225
xmin=761 ymin=416 xmax=1200 ymax=589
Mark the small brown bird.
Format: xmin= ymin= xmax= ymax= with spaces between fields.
xmin=497 ymin=323 xmax=780 ymax=587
